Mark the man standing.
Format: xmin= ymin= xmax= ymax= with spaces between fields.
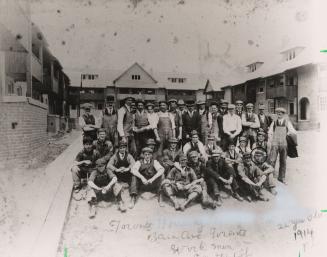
xmin=258 ymin=104 xmax=272 ymax=133
xmin=92 ymin=128 xmax=114 ymax=164
xmin=241 ymin=103 xmax=260 ymax=148
xmin=130 ymin=147 xmax=165 ymax=208
xmin=222 ymin=104 xmax=242 ymax=150
xmin=268 ymin=107 xmax=296 ymax=184
xmin=182 ymin=101 xmax=201 ymax=144
xmin=177 ymin=99 xmax=187 ymax=115
xmin=209 ymin=102 xmax=220 ymax=144
xmin=79 ymin=105 xmax=98 ymax=141
xmin=101 ymin=101 xmax=118 ymax=147
xmin=168 ymin=99 xmax=183 ymax=142
xmin=155 ymin=101 xmax=176 ymax=155
xmin=162 ymin=154 xmax=202 ymax=211
xmin=197 ymin=100 xmax=212 ymax=145
xmin=206 ymin=149 xmax=244 ymax=204
xmin=217 ymin=100 xmax=228 ymax=147
xmin=235 ymin=100 xmax=244 ymax=117
xmin=133 ymin=100 xmax=150 ymax=156
xmin=117 ymin=97 xmax=136 ymax=157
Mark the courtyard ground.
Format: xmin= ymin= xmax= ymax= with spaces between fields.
xmin=56 ymin=130 xmax=327 ymax=257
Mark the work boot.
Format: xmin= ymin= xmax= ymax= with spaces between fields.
xmin=158 ymin=193 xmax=165 ymax=207
xmin=118 ymin=201 xmax=127 ymax=213
xmin=73 ymin=185 xmax=83 ymax=201
xmin=129 ymin=196 xmax=136 ymax=209
xmin=233 ymin=192 xmax=244 ymax=202
xmin=173 ymin=200 xmax=180 ymax=210
xmin=215 ymin=195 xmax=222 ymax=207
xmin=257 ymin=194 xmax=269 ymax=202
xmin=244 ymin=195 xmax=252 ymax=202
xmin=278 ymin=178 xmax=288 ymax=185
xmin=179 ymin=202 xmax=186 ymax=212
xmin=269 ymin=188 xmax=278 ymax=196
xmin=89 ymin=205 xmax=97 ymax=219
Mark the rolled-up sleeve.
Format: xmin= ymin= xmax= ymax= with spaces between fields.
xmin=153 ymin=160 xmax=165 ymax=175
xmin=131 ymin=160 xmax=141 ymax=175
xmin=117 ymin=107 xmax=126 ymax=137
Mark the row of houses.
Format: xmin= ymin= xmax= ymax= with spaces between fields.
xmin=67 ymin=47 xmax=326 ymax=130
xmin=0 ymin=0 xmax=69 ymax=161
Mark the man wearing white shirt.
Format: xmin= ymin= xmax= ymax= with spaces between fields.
xmin=268 ymin=107 xmax=296 ymax=184
xmin=222 ymin=104 xmax=242 ymax=151
xmin=117 ymin=97 xmax=136 ymax=157
xmin=130 ymin=147 xmax=165 ymax=208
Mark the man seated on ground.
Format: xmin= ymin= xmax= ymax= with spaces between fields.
xmin=251 ymin=148 xmax=277 ymax=196
xmin=206 ymin=149 xmax=244 ymax=205
xmin=107 ymin=140 xmax=136 ymax=208
xmin=139 ymin=138 xmax=160 ymax=160
xmin=183 ymin=130 xmax=208 ymax=163
xmin=223 ymin=141 xmax=242 ymax=170
xmin=130 ymin=147 xmax=165 ymax=208
xmin=237 ymin=152 xmax=269 ymax=202
xmin=87 ymin=159 xmax=126 ymax=218
xmin=236 ymin=136 xmax=251 ymax=157
xmin=162 ymin=154 xmax=202 ymax=211
xmin=205 ymin=134 xmax=222 ymax=160
xmin=71 ymin=137 xmax=100 ymax=198
xmin=187 ymin=151 xmax=216 ymax=209
xmin=161 ymin=137 xmax=183 ymax=175
xmin=93 ymin=128 xmax=114 ymax=164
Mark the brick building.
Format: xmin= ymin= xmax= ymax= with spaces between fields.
xmin=0 ymin=0 xmax=69 ymax=161
xmin=67 ymin=62 xmax=206 ymax=119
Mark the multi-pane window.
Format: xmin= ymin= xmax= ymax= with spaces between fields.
xmin=168 ymin=78 xmax=186 ymax=83
xmin=131 ymin=75 xmax=141 ymax=80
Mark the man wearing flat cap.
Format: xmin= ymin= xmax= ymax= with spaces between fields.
xmin=252 ymin=129 xmax=269 ymax=152
xmin=235 ymin=100 xmax=244 ymax=118
xmin=177 ymin=99 xmax=187 ymax=115
xmin=169 ymin=98 xmax=183 ymax=143
xmin=161 ymin=137 xmax=183 ymax=175
xmin=117 ymin=96 xmax=136 ymax=157
xmin=183 ymin=130 xmax=208 ymax=162
xmin=258 ymin=104 xmax=272 ymax=133
xmin=182 ymin=101 xmax=201 ymax=144
xmin=107 ymin=140 xmax=136 ymax=206
xmin=209 ymin=102 xmax=220 ymax=143
xmin=206 ymin=149 xmax=244 ymax=204
xmin=154 ymin=101 xmax=176 ymax=155
xmin=197 ymin=100 xmax=212 ymax=145
xmin=130 ymin=147 xmax=165 ymax=208
xmin=222 ymin=104 xmax=242 ymax=151
xmin=162 ymin=154 xmax=203 ymax=211
xmin=268 ymin=107 xmax=296 ymax=184
xmin=79 ymin=104 xmax=98 ymax=141
xmin=133 ymin=100 xmax=150 ymax=156
xmin=217 ymin=99 xmax=229 ymax=145
xmin=241 ymin=103 xmax=260 ymax=148
xmin=101 ymin=101 xmax=118 ymax=147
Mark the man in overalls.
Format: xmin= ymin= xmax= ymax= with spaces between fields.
xmin=133 ymin=100 xmax=150 ymax=156
xmin=130 ymin=147 xmax=165 ymax=208
xmin=101 ymin=101 xmax=118 ymax=147
xmin=79 ymin=105 xmax=98 ymax=141
xmin=268 ymin=107 xmax=296 ymax=184
xmin=168 ymin=99 xmax=183 ymax=143
xmin=197 ymin=100 xmax=212 ymax=145
xmin=155 ymin=101 xmax=176 ymax=156
xmin=241 ymin=103 xmax=260 ymax=148
xmin=117 ymin=96 xmax=136 ymax=157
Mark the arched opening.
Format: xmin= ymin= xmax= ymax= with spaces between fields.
xmin=299 ymin=97 xmax=310 ymax=120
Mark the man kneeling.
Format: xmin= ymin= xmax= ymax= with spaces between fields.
xmin=162 ymin=154 xmax=202 ymax=211
xmin=130 ymin=147 xmax=165 ymax=208
xmin=87 ymin=160 xmax=126 ymax=219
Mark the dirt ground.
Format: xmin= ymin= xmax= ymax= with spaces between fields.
xmin=0 ymin=131 xmax=79 ymax=257
xmin=56 ymin=130 xmax=327 ymax=257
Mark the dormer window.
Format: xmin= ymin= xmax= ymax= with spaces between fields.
xmin=281 ymin=46 xmax=305 ymax=61
xmin=131 ymin=75 xmax=141 ymax=80
xmin=286 ymin=50 xmax=296 ymax=61
xmin=82 ymin=74 xmax=99 ymax=80
xmin=246 ymin=62 xmax=263 ymax=73
xmin=168 ymin=77 xmax=186 ymax=83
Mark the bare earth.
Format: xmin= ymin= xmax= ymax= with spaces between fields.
xmin=56 ymin=130 xmax=327 ymax=257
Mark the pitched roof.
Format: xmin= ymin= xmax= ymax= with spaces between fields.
xmin=113 ymin=62 xmax=157 ymax=84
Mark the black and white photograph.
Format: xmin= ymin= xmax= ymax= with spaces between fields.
xmin=1 ymin=0 xmax=327 ymax=257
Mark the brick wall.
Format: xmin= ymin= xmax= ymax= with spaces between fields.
xmin=0 ymin=98 xmax=48 ymax=161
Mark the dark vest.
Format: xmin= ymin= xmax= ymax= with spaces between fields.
xmin=135 ymin=111 xmax=149 ymax=128
xmin=83 ymin=114 xmax=95 ymax=125
xmin=93 ymin=140 xmax=111 ymax=158
xmin=122 ymin=106 xmax=134 ymax=136
xmin=115 ymin=152 xmax=130 ymax=168
xmin=94 ymin=172 xmax=110 ymax=188
xmin=139 ymin=159 xmax=156 ymax=179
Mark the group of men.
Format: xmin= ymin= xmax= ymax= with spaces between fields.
xmin=75 ymin=97 xmax=297 ymax=218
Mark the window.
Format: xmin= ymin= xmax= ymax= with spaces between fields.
xmin=82 ymin=74 xmax=99 ymax=80
xmin=7 ymin=81 xmax=14 ymax=95
xmin=98 ymin=103 xmax=103 ymax=110
xmin=258 ymin=87 xmax=264 ymax=93
xmin=168 ymin=78 xmax=186 ymax=83
xmin=144 ymin=89 xmax=155 ymax=95
xmin=319 ymin=96 xmax=327 ymax=111
xmin=268 ymin=100 xmax=275 ymax=114
xmin=286 ymin=50 xmax=296 ymax=61
xmin=289 ymin=102 xmax=294 ymax=115
xmin=269 ymin=80 xmax=274 ymax=88
xmin=106 ymin=95 xmax=115 ymax=102
xmin=118 ymin=88 xmax=130 ymax=94
xmin=131 ymin=88 xmax=142 ymax=94
xmin=131 ymin=75 xmax=141 ymax=80
xmin=71 ymin=104 xmax=76 ymax=110
xmin=16 ymin=86 xmax=22 ymax=96
xmin=279 ymin=77 xmax=284 ymax=86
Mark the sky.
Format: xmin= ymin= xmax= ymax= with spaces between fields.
xmin=29 ymin=0 xmax=320 ymax=76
